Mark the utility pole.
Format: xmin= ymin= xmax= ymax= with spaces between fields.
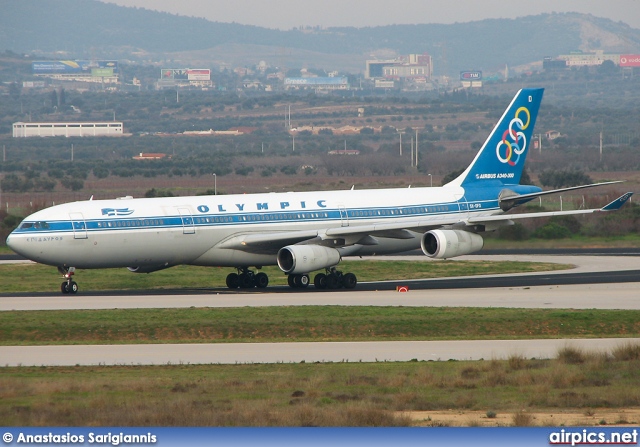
xmin=411 ymin=137 xmax=414 ymax=168
xmin=71 ymin=144 xmax=74 ymax=162
xmin=534 ymin=134 xmax=542 ymax=154
xmin=415 ymin=129 xmax=419 ymax=168
xmin=599 ymin=130 xmax=603 ymax=162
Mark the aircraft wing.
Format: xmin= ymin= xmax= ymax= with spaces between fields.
xmin=217 ymin=192 xmax=633 ymax=255
xmin=216 ymin=214 xmax=458 ymax=254
xmin=216 ymin=229 xmax=320 ymax=253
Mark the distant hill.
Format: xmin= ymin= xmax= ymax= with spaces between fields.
xmin=1 ymin=0 xmax=640 ymax=75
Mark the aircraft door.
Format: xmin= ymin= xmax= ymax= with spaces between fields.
xmin=456 ymin=194 xmax=470 ymax=220
xmin=338 ymin=205 xmax=349 ymax=227
xmin=69 ymin=212 xmax=88 ymax=239
xmin=178 ymin=207 xmax=195 ymax=234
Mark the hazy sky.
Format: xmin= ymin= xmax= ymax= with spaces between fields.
xmin=100 ymin=0 xmax=640 ymax=29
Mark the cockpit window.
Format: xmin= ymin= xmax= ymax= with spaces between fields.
xmin=18 ymin=221 xmax=49 ymax=230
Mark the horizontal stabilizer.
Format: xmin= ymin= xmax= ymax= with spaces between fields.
xmin=470 ymin=192 xmax=634 ymax=226
xmin=499 ymin=181 xmax=623 ymax=210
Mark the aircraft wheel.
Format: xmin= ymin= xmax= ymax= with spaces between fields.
xmin=239 ymin=273 xmax=255 ymax=288
xmin=326 ymin=274 xmax=340 ymax=289
xmin=69 ymin=281 xmax=79 ymax=294
xmin=314 ymin=273 xmax=327 ymax=289
xmin=61 ymin=282 xmax=70 ymax=294
xmin=255 ymin=272 xmax=269 ymax=288
xmin=226 ymin=273 xmax=240 ymax=289
xmin=297 ymin=274 xmax=310 ymax=288
xmin=342 ymin=273 xmax=357 ymax=289
xmin=287 ymin=275 xmax=297 ymax=288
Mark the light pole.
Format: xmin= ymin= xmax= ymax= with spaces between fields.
xmin=428 ymin=173 xmax=432 ymax=187
xmin=213 ymin=173 xmax=217 ymax=195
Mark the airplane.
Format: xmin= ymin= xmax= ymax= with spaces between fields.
xmin=6 ymin=88 xmax=633 ymax=294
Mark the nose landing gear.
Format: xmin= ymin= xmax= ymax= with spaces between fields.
xmin=58 ymin=266 xmax=78 ymax=294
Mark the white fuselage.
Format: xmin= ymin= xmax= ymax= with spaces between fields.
xmin=7 ymin=184 xmax=497 ymax=271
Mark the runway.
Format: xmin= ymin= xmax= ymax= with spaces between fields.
xmin=1 ymin=253 xmax=639 ymax=367
xmin=2 ymin=254 xmax=639 ymax=311
xmin=3 ymin=338 xmax=639 ymax=367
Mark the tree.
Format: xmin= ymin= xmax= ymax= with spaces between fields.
xmin=145 ymin=188 xmax=174 ymax=197
xmin=60 ymin=177 xmax=84 ymax=191
xmin=9 ymin=82 xmax=21 ymax=100
xmin=441 ymin=168 xmax=464 ymax=185
xmin=538 ymin=170 xmax=592 ymax=188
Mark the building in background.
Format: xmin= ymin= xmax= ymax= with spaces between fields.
xmin=284 ymin=77 xmax=349 ymax=91
xmin=13 ymin=122 xmax=124 ymax=138
xmin=365 ymin=53 xmax=434 ymax=90
xmin=543 ymin=51 xmax=640 ymax=70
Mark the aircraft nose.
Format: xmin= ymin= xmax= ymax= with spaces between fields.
xmin=6 ymin=232 xmax=29 ymax=259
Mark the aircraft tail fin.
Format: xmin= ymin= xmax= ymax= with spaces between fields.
xmin=446 ymin=88 xmax=544 ymax=188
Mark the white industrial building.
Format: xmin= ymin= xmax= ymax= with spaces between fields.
xmin=13 ymin=122 xmax=124 ymax=138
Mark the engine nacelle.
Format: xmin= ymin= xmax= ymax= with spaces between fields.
xmin=277 ymin=245 xmax=341 ymax=274
xmin=127 ymin=264 xmax=171 ymax=274
xmin=421 ymin=229 xmax=484 ymax=259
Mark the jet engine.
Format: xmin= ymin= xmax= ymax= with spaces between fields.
xmin=421 ymin=229 xmax=484 ymax=259
xmin=277 ymin=245 xmax=341 ymax=274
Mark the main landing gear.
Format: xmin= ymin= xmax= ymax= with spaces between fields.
xmin=289 ymin=268 xmax=358 ymax=290
xmin=225 ymin=268 xmax=269 ymax=289
xmin=58 ymin=266 xmax=78 ymax=294
xmin=225 ymin=267 xmax=358 ymax=290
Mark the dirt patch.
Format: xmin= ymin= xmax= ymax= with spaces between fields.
xmin=402 ymin=408 xmax=640 ymax=427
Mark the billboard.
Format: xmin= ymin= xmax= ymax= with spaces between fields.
xmin=91 ymin=68 xmax=114 ymax=77
xmin=32 ymin=60 xmax=118 ymax=75
xmin=460 ymin=71 xmax=482 ymax=80
xmin=285 ymin=77 xmax=348 ymax=86
xmin=161 ymin=69 xmax=211 ymax=81
xmin=620 ymin=55 xmax=640 ymax=67
xmin=35 ymin=60 xmax=118 ymax=74
xmin=187 ymin=69 xmax=211 ymax=81
xmin=161 ymin=69 xmax=188 ymax=80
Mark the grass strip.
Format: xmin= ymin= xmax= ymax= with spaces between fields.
xmin=1 ymin=260 xmax=569 ymax=293
xmin=1 ymin=307 xmax=639 ymax=345
xmin=2 ymin=345 xmax=640 ymax=426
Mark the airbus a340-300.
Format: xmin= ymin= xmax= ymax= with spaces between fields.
xmin=7 ymin=89 xmax=632 ymax=293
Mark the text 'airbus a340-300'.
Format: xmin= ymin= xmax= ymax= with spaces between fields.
xmin=7 ymin=88 xmax=633 ymax=294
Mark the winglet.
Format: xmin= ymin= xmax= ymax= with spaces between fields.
xmin=601 ymin=192 xmax=634 ymax=211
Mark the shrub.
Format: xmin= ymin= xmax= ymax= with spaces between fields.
xmin=532 ymin=222 xmax=572 ymax=239
xmin=557 ymin=346 xmax=586 ymax=364
xmin=512 ymin=411 xmax=534 ymax=426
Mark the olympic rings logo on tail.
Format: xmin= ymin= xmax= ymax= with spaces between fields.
xmin=496 ymin=106 xmax=530 ymax=166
